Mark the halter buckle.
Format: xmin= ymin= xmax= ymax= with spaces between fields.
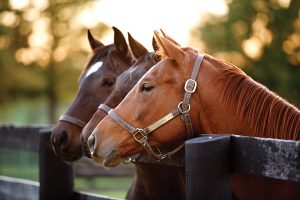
xmin=133 ymin=128 xmax=148 ymax=144
xmin=184 ymin=79 xmax=197 ymax=93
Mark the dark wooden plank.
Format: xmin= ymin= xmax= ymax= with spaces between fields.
xmin=0 ymin=125 xmax=51 ymax=152
xmin=0 ymin=176 xmax=120 ymax=200
xmin=185 ymin=135 xmax=232 ymax=200
xmin=38 ymin=129 xmax=74 ymax=200
xmin=231 ymin=135 xmax=300 ymax=182
xmin=0 ymin=176 xmax=39 ymax=200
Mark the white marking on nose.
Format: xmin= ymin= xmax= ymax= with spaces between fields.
xmin=86 ymin=61 xmax=103 ymax=77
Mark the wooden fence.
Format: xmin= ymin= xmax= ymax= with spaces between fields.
xmin=0 ymin=125 xmax=120 ymax=200
xmin=0 ymin=125 xmax=299 ymax=200
xmin=185 ymin=134 xmax=300 ymax=199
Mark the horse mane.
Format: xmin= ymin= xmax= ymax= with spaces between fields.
xmin=210 ymin=56 xmax=300 ymax=140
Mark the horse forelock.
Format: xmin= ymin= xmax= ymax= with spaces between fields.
xmin=78 ymin=43 xmax=134 ymax=83
xmin=78 ymin=45 xmax=112 ymax=81
xmin=155 ymin=46 xmax=196 ymax=64
xmin=213 ymin=58 xmax=300 ymax=140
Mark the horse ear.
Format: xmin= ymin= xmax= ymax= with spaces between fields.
xmin=153 ymin=30 xmax=185 ymax=63
xmin=128 ymin=33 xmax=149 ymax=59
xmin=160 ymin=29 xmax=181 ymax=46
xmin=113 ymin=26 xmax=129 ymax=56
xmin=87 ymin=30 xmax=104 ymax=51
xmin=152 ymin=36 xmax=161 ymax=62
xmin=152 ymin=36 xmax=159 ymax=52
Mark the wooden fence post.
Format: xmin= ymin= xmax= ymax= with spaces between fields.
xmin=39 ymin=128 xmax=74 ymax=200
xmin=185 ymin=135 xmax=231 ymax=200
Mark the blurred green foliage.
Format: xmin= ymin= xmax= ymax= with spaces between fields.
xmin=195 ymin=0 xmax=300 ymax=107
xmin=1 ymin=0 xmax=299 ymax=125
xmin=0 ymin=0 xmax=108 ymax=123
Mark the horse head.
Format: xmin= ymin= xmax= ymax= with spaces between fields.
xmin=51 ymin=27 xmax=134 ymax=161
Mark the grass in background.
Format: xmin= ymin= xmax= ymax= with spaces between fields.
xmin=0 ymin=148 xmax=39 ymax=181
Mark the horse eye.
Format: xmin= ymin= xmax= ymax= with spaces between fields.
xmin=141 ymin=83 xmax=154 ymax=92
xmin=102 ymin=78 xmax=115 ymax=87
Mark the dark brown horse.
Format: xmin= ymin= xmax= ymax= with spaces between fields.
xmin=80 ymin=34 xmax=160 ymax=155
xmin=51 ymin=27 xmax=134 ymax=161
xmin=89 ymin=31 xmax=300 ymax=199
xmin=81 ymin=33 xmax=185 ymax=200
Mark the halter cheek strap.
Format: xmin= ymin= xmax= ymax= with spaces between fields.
xmin=99 ymin=54 xmax=204 ymax=160
xmin=59 ymin=115 xmax=86 ymax=128
xmin=180 ymin=53 xmax=204 ymax=138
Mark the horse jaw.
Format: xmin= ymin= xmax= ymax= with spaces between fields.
xmin=102 ymin=149 xmax=123 ymax=167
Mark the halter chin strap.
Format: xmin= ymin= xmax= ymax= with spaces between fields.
xmin=59 ymin=115 xmax=86 ymax=128
xmin=99 ymin=54 xmax=204 ymax=160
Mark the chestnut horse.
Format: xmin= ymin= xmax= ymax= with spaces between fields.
xmin=89 ymin=31 xmax=300 ymax=199
xmin=81 ymin=33 xmax=185 ymax=200
xmin=51 ymin=27 xmax=134 ymax=161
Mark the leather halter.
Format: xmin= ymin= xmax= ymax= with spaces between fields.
xmin=98 ymin=54 xmax=204 ymax=160
xmin=59 ymin=115 xmax=86 ymax=128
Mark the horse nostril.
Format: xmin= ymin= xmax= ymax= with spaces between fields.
xmin=87 ymin=134 xmax=96 ymax=154
xmin=58 ymin=130 xmax=69 ymax=149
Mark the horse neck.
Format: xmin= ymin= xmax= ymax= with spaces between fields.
xmin=193 ymin=56 xmax=300 ymax=140
xmin=130 ymin=163 xmax=186 ymax=200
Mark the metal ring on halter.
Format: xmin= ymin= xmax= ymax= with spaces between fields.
xmin=123 ymin=157 xmax=132 ymax=164
xmin=177 ymin=102 xmax=190 ymax=114
xmin=133 ymin=128 xmax=148 ymax=144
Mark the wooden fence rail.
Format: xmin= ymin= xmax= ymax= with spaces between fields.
xmin=0 ymin=125 xmax=299 ymax=200
xmin=0 ymin=125 xmax=120 ymax=200
xmin=185 ymin=134 xmax=300 ymax=199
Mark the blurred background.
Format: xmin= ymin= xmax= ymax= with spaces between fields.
xmin=0 ymin=0 xmax=299 ymax=124
xmin=0 ymin=0 xmax=299 ymax=198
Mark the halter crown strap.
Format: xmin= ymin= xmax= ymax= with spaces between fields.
xmin=59 ymin=115 xmax=86 ymax=128
xmin=182 ymin=54 xmax=204 ymax=105
xmin=179 ymin=54 xmax=204 ymax=138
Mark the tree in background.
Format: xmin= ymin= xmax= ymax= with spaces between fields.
xmin=0 ymin=0 xmax=108 ymax=122
xmin=195 ymin=0 xmax=300 ymax=107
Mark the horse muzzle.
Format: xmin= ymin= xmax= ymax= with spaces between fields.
xmin=88 ymin=133 xmax=122 ymax=167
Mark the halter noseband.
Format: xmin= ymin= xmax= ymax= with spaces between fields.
xmin=98 ymin=54 xmax=204 ymax=160
xmin=59 ymin=115 xmax=86 ymax=128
